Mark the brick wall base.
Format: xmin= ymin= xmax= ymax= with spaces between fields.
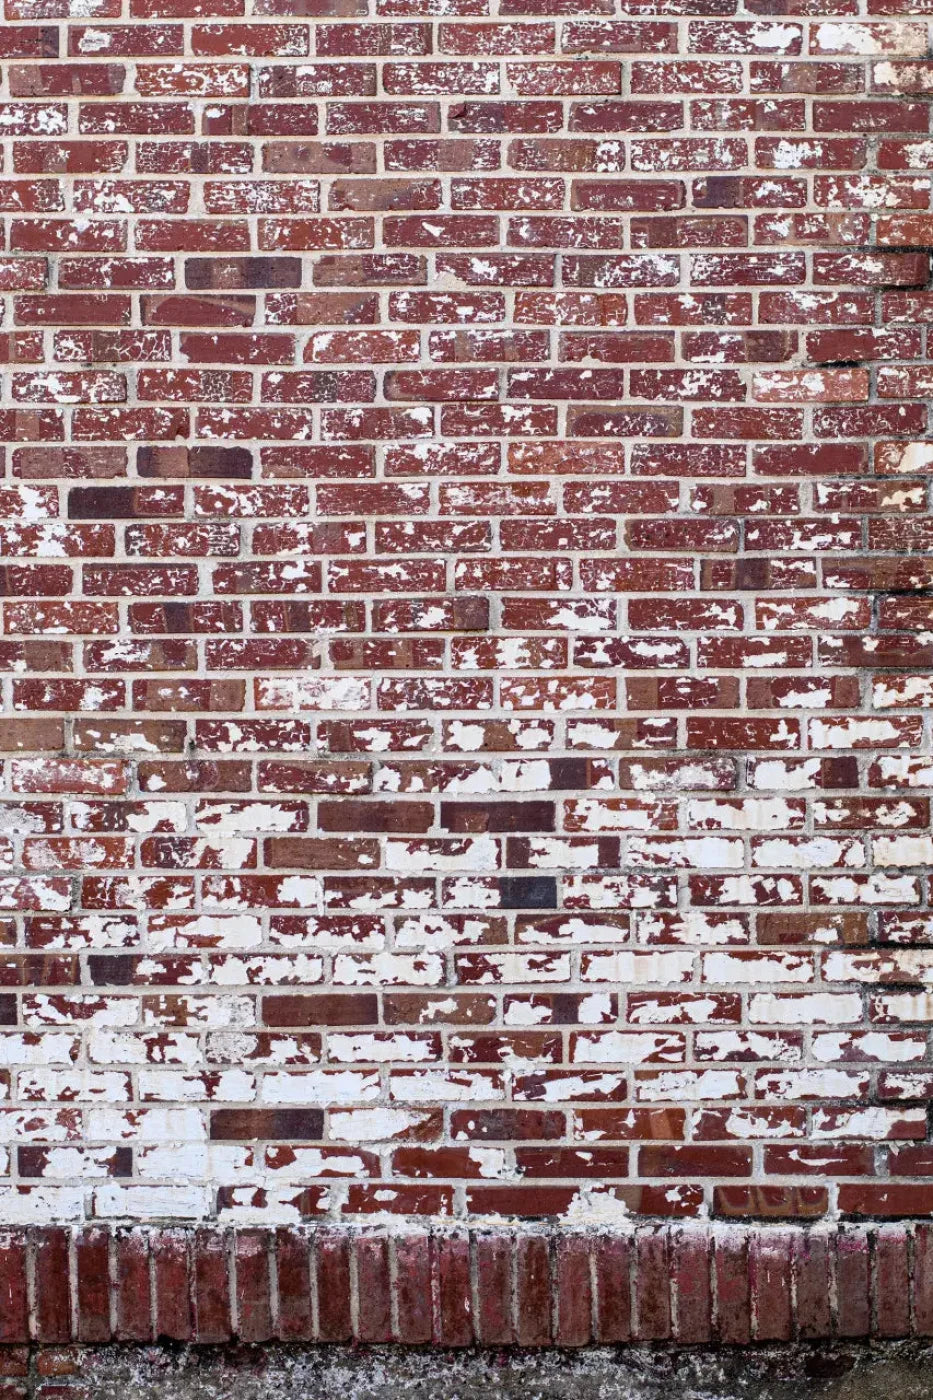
xmin=0 ymin=1224 xmax=931 ymax=1347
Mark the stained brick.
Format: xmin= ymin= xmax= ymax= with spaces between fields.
xmin=0 ymin=0 xmax=928 ymax=1324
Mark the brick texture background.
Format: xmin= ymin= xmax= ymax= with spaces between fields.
xmin=0 ymin=1222 xmax=928 ymax=1345
xmin=0 ymin=1222 xmax=927 ymax=1346
xmin=0 ymin=0 xmax=932 ymax=1264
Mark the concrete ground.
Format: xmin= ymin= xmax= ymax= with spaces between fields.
xmin=52 ymin=1342 xmax=933 ymax=1400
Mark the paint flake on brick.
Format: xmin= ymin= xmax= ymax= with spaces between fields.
xmin=0 ymin=0 xmax=928 ymax=1263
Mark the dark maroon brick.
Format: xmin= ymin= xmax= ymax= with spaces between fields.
xmin=714 ymin=1231 xmax=751 ymax=1345
xmin=475 ymin=1234 xmax=513 ymax=1346
xmin=555 ymin=1235 xmax=591 ymax=1347
xmin=355 ymin=1235 xmax=391 ymax=1344
xmin=113 ymin=1231 xmax=151 ymax=1342
xmin=0 ymin=1236 xmax=28 ymax=1344
xmin=153 ymin=1229 xmax=192 ymax=1342
xmin=32 ymin=1230 xmax=71 ymax=1344
xmin=913 ymin=1223 xmax=933 ymax=1337
xmin=315 ymin=1233 xmax=351 ymax=1343
xmin=433 ymin=1234 xmax=473 ymax=1348
xmin=594 ymin=1234 xmax=631 ymax=1344
xmin=672 ymin=1228 xmax=711 ymax=1344
xmin=75 ymin=1229 xmax=111 ymax=1344
xmin=750 ymin=1231 xmax=792 ymax=1343
xmin=835 ymin=1229 xmax=871 ymax=1339
xmin=794 ymin=1233 xmax=831 ymax=1341
xmin=875 ymin=1227 xmax=910 ymax=1339
xmin=394 ymin=1234 xmax=431 ymax=1344
xmin=234 ymin=1232 xmax=273 ymax=1344
xmin=515 ymin=1233 xmax=552 ymax=1347
xmin=193 ymin=1230 xmax=231 ymax=1345
xmin=633 ymin=1230 xmax=671 ymax=1342
xmin=274 ymin=1229 xmax=312 ymax=1341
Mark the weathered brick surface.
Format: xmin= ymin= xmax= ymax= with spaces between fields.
xmin=0 ymin=1224 xmax=928 ymax=1344
xmin=0 ymin=0 xmax=931 ymax=1272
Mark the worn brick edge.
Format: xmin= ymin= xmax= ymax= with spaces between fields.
xmin=0 ymin=1224 xmax=929 ymax=1346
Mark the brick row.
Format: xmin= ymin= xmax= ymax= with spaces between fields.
xmin=0 ymin=1225 xmax=931 ymax=1346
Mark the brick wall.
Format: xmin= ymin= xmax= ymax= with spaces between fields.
xmin=0 ymin=0 xmax=932 ymax=1280
xmin=0 ymin=1223 xmax=930 ymax=1345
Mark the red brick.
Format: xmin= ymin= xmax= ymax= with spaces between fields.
xmin=793 ymin=1233 xmax=831 ymax=1341
xmin=555 ymin=1235 xmax=591 ymax=1347
xmin=193 ymin=1231 xmax=231 ymax=1345
xmin=715 ymin=1232 xmax=751 ymax=1345
xmin=475 ymin=1235 xmax=513 ymax=1346
xmin=0 ymin=1237 xmax=28 ymax=1344
xmin=394 ymin=1234 xmax=431 ymax=1344
xmin=0 ymin=0 xmax=928 ymax=1298
xmin=433 ymin=1234 xmax=473 ymax=1347
xmin=875 ymin=1227 xmax=911 ymax=1339
xmin=835 ymin=1229 xmax=871 ymax=1339
xmin=153 ymin=1231 xmax=192 ymax=1343
xmin=234 ymin=1232 xmax=272 ymax=1344
xmin=672 ymin=1229 xmax=711 ymax=1344
xmin=509 ymin=1234 xmax=548 ymax=1347
xmin=274 ymin=1230 xmax=312 ymax=1342
xmin=355 ymin=1236 xmax=391 ymax=1344
xmin=113 ymin=1232 xmax=151 ymax=1342
xmin=633 ymin=1231 xmax=671 ymax=1342
xmin=593 ymin=1234 xmax=631 ymax=1344
xmin=913 ymin=1224 xmax=933 ymax=1337
xmin=75 ymin=1230 xmax=111 ymax=1344
xmin=315 ymin=1233 xmax=351 ymax=1344
xmin=751 ymin=1232 xmax=792 ymax=1343
xmin=33 ymin=1231 xmax=71 ymax=1345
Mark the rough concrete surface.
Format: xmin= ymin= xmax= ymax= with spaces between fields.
xmin=61 ymin=1343 xmax=933 ymax=1400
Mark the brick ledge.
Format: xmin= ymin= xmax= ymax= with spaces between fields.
xmin=0 ymin=1224 xmax=931 ymax=1346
